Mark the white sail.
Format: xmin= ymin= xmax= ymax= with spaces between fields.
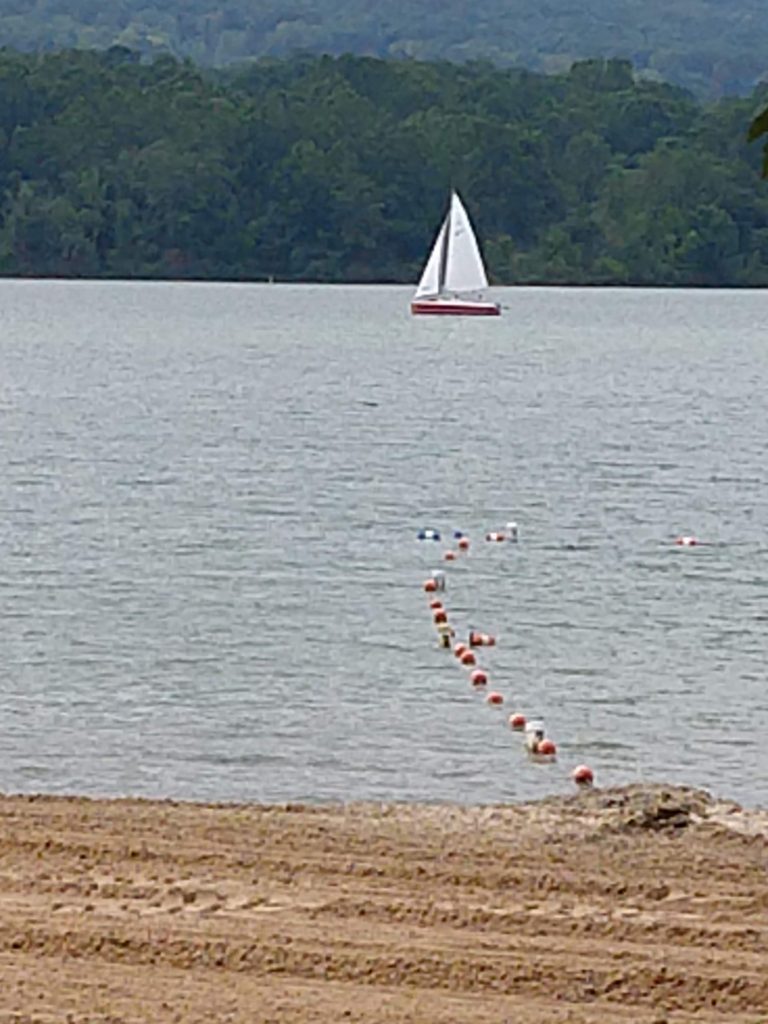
xmin=414 ymin=218 xmax=447 ymax=299
xmin=443 ymin=192 xmax=489 ymax=295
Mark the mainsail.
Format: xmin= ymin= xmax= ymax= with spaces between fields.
xmin=443 ymin=192 xmax=489 ymax=294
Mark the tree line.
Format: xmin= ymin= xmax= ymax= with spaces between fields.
xmin=1 ymin=48 xmax=768 ymax=286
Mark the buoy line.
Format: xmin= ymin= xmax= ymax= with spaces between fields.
xmin=418 ymin=523 xmax=594 ymax=791
xmin=418 ymin=523 xmax=709 ymax=788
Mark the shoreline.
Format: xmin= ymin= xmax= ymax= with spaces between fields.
xmin=3 ymin=276 xmax=768 ymax=290
xmin=2 ymin=778 xmax=767 ymax=815
xmin=1 ymin=783 xmax=766 ymax=1022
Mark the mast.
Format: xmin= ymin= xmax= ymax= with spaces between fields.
xmin=436 ymin=196 xmax=453 ymax=296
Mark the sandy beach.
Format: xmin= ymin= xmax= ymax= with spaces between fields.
xmin=0 ymin=783 xmax=766 ymax=1023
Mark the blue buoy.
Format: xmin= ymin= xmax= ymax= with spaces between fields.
xmin=417 ymin=528 xmax=441 ymax=541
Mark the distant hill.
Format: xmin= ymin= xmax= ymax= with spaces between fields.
xmin=0 ymin=0 xmax=766 ymax=99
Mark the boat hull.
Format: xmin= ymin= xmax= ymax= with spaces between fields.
xmin=411 ymin=299 xmax=501 ymax=317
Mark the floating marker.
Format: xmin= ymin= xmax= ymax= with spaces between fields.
xmin=443 ymin=550 xmax=457 ymax=561
xmin=508 ymin=713 xmax=527 ymax=731
xmin=453 ymin=642 xmax=467 ymax=659
xmin=429 ymin=599 xmax=443 ymax=610
xmin=437 ymin=626 xmax=454 ymax=648
xmin=675 ymin=535 xmax=698 ymax=547
xmin=524 ymin=720 xmax=546 ymax=753
xmin=417 ymin=529 xmax=441 ymax=541
xmin=423 ymin=579 xmax=437 ymax=593
xmin=460 ymin=650 xmax=477 ymax=666
xmin=535 ymin=738 xmax=557 ymax=760
xmin=431 ymin=570 xmax=446 ymax=592
xmin=486 ymin=691 xmax=504 ymax=705
xmin=457 ymin=537 xmax=470 ymax=551
xmin=433 ymin=609 xmax=448 ymax=625
xmin=572 ymin=764 xmax=594 ymax=788
xmin=470 ymin=669 xmax=488 ymax=686
xmin=469 ymin=631 xmax=496 ymax=647
xmin=453 ymin=530 xmax=465 ymax=539
xmin=506 ymin=521 xmax=519 ymax=542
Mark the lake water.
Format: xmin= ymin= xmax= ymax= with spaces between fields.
xmin=0 ymin=280 xmax=766 ymax=808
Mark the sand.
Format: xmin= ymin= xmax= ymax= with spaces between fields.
xmin=0 ymin=783 xmax=766 ymax=1023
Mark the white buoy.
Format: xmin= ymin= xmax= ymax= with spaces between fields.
xmin=524 ymin=719 xmax=545 ymax=753
xmin=437 ymin=622 xmax=454 ymax=648
xmin=431 ymin=569 xmax=446 ymax=592
xmin=506 ymin=521 xmax=519 ymax=542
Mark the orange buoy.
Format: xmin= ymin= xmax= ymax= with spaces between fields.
xmin=460 ymin=650 xmax=476 ymax=666
xmin=572 ymin=764 xmax=594 ymax=788
xmin=433 ymin=609 xmax=448 ymax=624
xmin=470 ymin=669 xmax=487 ymax=686
xmin=468 ymin=626 xmax=499 ymax=643
xmin=429 ymin=599 xmax=443 ymax=610
xmin=453 ymin=642 xmax=467 ymax=658
xmin=423 ymin=579 xmax=437 ymax=593
xmin=508 ymin=713 xmax=526 ymax=731
xmin=443 ymin=550 xmax=457 ymax=561
xmin=486 ymin=691 xmax=504 ymax=705
xmin=457 ymin=537 xmax=470 ymax=551
xmin=470 ymin=632 xmax=496 ymax=646
xmin=536 ymin=738 xmax=557 ymax=757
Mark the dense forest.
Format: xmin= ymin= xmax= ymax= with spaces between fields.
xmin=0 ymin=0 xmax=766 ymax=100
xmin=1 ymin=49 xmax=768 ymax=286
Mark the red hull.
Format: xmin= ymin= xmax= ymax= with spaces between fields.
xmin=411 ymin=299 xmax=501 ymax=317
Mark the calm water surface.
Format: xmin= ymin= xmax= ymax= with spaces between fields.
xmin=0 ymin=281 xmax=766 ymax=807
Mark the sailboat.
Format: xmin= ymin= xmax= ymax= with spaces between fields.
xmin=411 ymin=191 xmax=501 ymax=316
